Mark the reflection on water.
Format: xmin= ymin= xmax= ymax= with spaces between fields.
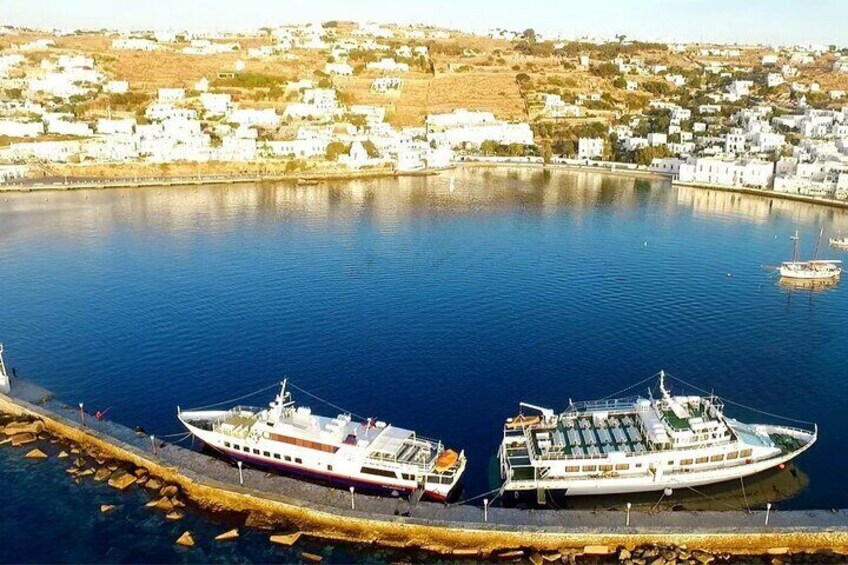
xmin=778 ymin=277 xmax=840 ymax=293
xmin=4 ymin=168 xmax=848 ymax=241
xmin=2 ymin=165 xmax=847 ymax=517
xmin=546 ymin=465 xmax=808 ymax=512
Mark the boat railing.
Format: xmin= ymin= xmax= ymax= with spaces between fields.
xmin=228 ymin=405 xmax=263 ymax=415
xmin=565 ymin=397 xmax=641 ymax=414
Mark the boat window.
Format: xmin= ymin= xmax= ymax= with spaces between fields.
xmin=599 ymin=465 xmax=613 ymax=472
xmin=295 ymin=458 xmax=302 ymax=464
xmin=263 ymin=451 xmax=270 ymax=457
xmin=224 ymin=442 xmax=230 ymax=448
xmin=565 ymin=466 xmax=579 ymax=473
xmin=402 ymin=473 xmax=414 ymax=481
xmin=740 ymin=449 xmax=753 ymax=458
xmin=710 ymin=454 xmax=723 ymax=462
xmin=242 ymin=446 xmax=249 ymax=452
xmin=635 ymin=463 xmax=642 ymax=468
xmin=284 ymin=456 xmax=291 ymax=462
xmin=441 ymin=476 xmax=452 ymax=485
xmin=582 ymin=465 xmax=597 ymax=472
xmin=667 ymin=460 xmax=674 ymax=466
xmin=615 ymin=464 xmax=629 ymax=471
xmin=362 ymin=466 xmax=399 ymax=479
xmin=273 ymin=453 xmax=280 ymax=460
xmin=726 ymin=451 xmax=739 ymax=459
xmin=328 ymin=465 xmax=333 ymax=472
xmin=695 ymin=456 xmax=709 ymax=464
xmin=680 ymin=458 xmax=693 ymax=466
xmin=253 ymin=449 xmax=260 ymax=455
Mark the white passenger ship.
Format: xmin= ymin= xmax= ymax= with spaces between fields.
xmin=178 ymin=381 xmax=466 ymax=501
xmin=499 ymin=372 xmax=816 ymax=501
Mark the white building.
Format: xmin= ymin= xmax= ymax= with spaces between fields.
xmin=0 ymin=120 xmax=43 ymax=138
xmin=96 ymin=118 xmax=136 ymax=135
xmin=725 ymin=132 xmax=746 ymax=154
xmin=158 ymin=88 xmax=185 ymax=102
xmin=228 ymin=108 xmax=280 ymax=128
xmin=425 ymin=109 xmax=534 ymax=149
xmin=111 ymin=38 xmax=159 ymax=51
xmin=104 ymin=80 xmax=129 ymax=94
xmin=200 ymin=93 xmax=232 ymax=116
xmin=766 ymin=73 xmax=784 ymax=88
xmin=678 ymin=157 xmax=774 ymax=188
xmin=367 ymin=58 xmax=409 ymax=73
xmin=577 ymin=137 xmax=604 ymax=160
xmin=647 ymin=133 xmax=667 ymax=146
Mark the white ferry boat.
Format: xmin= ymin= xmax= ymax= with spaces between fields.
xmin=178 ymin=381 xmax=466 ymax=501
xmin=499 ymin=372 xmax=816 ymax=502
xmin=779 ymin=230 xmax=842 ymax=280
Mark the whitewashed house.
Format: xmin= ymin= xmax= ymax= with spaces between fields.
xmin=367 ymin=58 xmax=409 ymax=73
xmin=112 ymin=38 xmax=159 ymax=51
xmin=0 ymin=120 xmax=43 ymax=138
xmin=678 ymin=157 xmax=774 ymax=188
xmin=104 ymin=80 xmax=129 ymax=94
xmin=158 ymin=88 xmax=185 ymax=102
xmin=96 ymin=118 xmax=136 ymax=135
xmin=228 ymin=108 xmax=280 ymax=128
xmin=647 ymin=133 xmax=667 ymax=146
xmin=200 ymin=93 xmax=232 ymax=116
xmin=577 ymin=137 xmax=604 ymax=160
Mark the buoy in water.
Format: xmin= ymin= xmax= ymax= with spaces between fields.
xmin=664 ymin=487 xmax=673 ymax=497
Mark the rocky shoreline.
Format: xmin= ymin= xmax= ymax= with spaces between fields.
xmin=2 ymin=412 xmax=846 ymax=564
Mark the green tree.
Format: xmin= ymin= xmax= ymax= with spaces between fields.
xmin=325 ymin=141 xmax=349 ymax=161
xmin=480 ymin=140 xmax=500 ymax=155
xmin=362 ymin=139 xmax=380 ymax=158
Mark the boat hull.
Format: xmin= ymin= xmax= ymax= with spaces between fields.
xmin=501 ymin=427 xmax=814 ymax=498
xmin=179 ymin=413 xmax=464 ymax=502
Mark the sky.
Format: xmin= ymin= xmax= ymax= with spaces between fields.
xmin=3 ymin=0 xmax=846 ymax=47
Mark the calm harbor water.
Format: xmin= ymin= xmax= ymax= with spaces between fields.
xmin=2 ymin=166 xmax=848 ymax=560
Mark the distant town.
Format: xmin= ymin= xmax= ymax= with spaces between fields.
xmin=1 ymin=22 xmax=848 ymax=199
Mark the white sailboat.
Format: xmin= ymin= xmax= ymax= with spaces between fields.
xmin=779 ymin=229 xmax=842 ymax=280
xmin=829 ymin=233 xmax=848 ymax=249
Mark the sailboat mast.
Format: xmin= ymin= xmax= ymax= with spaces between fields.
xmin=814 ymin=228 xmax=823 ymax=261
xmin=792 ymin=230 xmax=799 ymax=263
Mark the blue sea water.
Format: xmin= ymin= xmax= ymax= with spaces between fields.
xmin=1 ymin=167 xmax=848 ymax=560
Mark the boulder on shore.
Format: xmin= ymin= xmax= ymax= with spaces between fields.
xmin=160 ymin=485 xmax=178 ymax=498
xmin=25 ymin=448 xmax=48 ymax=459
xmin=94 ymin=468 xmax=111 ymax=482
xmin=107 ymin=471 xmax=136 ymax=491
xmin=100 ymin=504 xmax=116 ymax=514
xmin=57 ymin=451 xmax=69 ymax=459
xmin=269 ymin=532 xmax=302 ymax=547
xmin=3 ymin=420 xmax=44 ymax=436
xmin=144 ymin=478 xmax=162 ymax=491
xmin=301 ymin=552 xmax=323 ymax=563
xmin=175 ymin=531 xmax=195 ymax=547
xmin=11 ymin=433 xmax=36 ymax=446
xmin=165 ymin=511 xmax=184 ymax=521
xmin=146 ymin=496 xmax=175 ymax=512
xmin=215 ymin=529 xmax=239 ymax=541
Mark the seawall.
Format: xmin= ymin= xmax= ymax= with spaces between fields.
xmin=2 ymin=379 xmax=848 ymax=557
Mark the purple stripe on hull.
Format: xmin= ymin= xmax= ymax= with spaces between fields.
xmin=214 ymin=444 xmax=415 ymax=498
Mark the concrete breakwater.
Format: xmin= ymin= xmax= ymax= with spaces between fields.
xmin=2 ymin=378 xmax=848 ymax=561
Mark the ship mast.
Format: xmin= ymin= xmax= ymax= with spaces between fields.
xmin=791 ymin=230 xmax=800 ymax=263
xmin=814 ymin=228 xmax=823 ymax=261
xmin=658 ymin=370 xmax=671 ymax=400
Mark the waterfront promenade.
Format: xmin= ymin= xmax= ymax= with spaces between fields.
xmin=2 ymin=378 xmax=848 ymax=557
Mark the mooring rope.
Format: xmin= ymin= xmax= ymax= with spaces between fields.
xmin=448 ymin=486 xmax=503 ymax=507
xmin=286 ymin=381 xmax=368 ymax=421
xmin=184 ymin=381 xmax=283 ymax=411
xmin=666 ymin=372 xmax=816 ymax=426
xmin=598 ymin=371 xmax=663 ymax=402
